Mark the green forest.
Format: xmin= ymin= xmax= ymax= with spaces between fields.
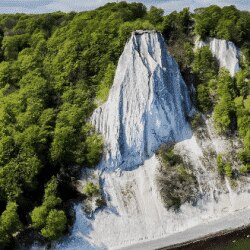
xmin=0 ymin=2 xmax=249 ymax=248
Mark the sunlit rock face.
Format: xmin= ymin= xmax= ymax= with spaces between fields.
xmin=53 ymin=32 xmax=250 ymax=250
xmin=195 ymin=37 xmax=240 ymax=77
xmin=91 ymin=30 xmax=193 ymax=171
xmin=55 ymin=118 xmax=250 ymax=250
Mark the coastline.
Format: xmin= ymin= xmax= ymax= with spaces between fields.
xmin=160 ymin=224 xmax=250 ymax=250
xmin=117 ymin=207 xmax=250 ymax=250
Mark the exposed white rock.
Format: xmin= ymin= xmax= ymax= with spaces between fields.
xmin=91 ymin=30 xmax=193 ymax=171
xmin=55 ymin=118 xmax=250 ymax=250
xmin=54 ymin=32 xmax=250 ymax=250
xmin=195 ymin=37 xmax=240 ymax=77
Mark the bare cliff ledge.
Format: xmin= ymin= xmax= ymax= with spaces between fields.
xmin=91 ymin=30 xmax=193 ymax=171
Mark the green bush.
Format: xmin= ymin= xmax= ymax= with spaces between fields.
xmin=240 ymin=164 xmax=250 ymax=173
xmin=95 ymin=198 xmax=106 ymax=207
xmin=238 ymin=148 xmax=250 ymax=168
xmin=31 ymin=206 xmax=48 ymax=230
xmin=213 ymin=69 xmax=236 ymax=134
xmin=83 ymin=182 xmax=99 ymax=197
xmin=196 ymin=84 xmax=211 ymax=113
xmin=41 ymin=209 xmax=67 ymax=240
xmin=213 ymin=98 xmax=232 ymax=134
xmin=157 ymin=144 xmax=182 ymax=167
xmin=31 ymin=177 xmax=66 ymax=240
xmin=192 ymin=46 xmax=218 ymax=84
xmin=224 ymin=163 xmax=233 ymax=177
xmin=235 ymin=70 xmax=249 ymax=97
xmin=0 ymin=202 xmax=22 ymax=247
xmin=216 ymin=154 xmax=233 ymax=177
xmin=216 ymin=154 xmax=224 ymax=175
xmin=85 ymin=134 xmax=103 ymax=167
xmin=96 ymin=63 xmax=116 ymax=103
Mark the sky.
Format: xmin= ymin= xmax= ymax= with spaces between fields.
xmin=0 ymin=0 xmax=249 ymax=14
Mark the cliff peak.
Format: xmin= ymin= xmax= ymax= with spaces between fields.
xmin=91 ymin=31 xmax=193 ymax=171
xmin=133 ymin=29 xmax=157 ymax=35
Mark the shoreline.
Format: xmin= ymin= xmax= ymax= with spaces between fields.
xmin=160 ymin=224 xmax=250 ymax=250
xmin=117 ymin=207 xmax=250 ymax=250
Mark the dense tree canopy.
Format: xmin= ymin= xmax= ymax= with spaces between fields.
xmin=191 ymin=9 xmax=250 ymax=171
xmin=194 ymin=5 xmax=250 ymax=48
xmin=31 ymin=177 xmax=66 ymax=240
xmin=0 ymin=2 xmax=162 ymax=247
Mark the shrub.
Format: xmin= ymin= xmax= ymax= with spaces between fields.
xmin=216 ymin=154 xmax=224 ymax=175
xmin=95 ymin=198 xmax=106 ymax=207
xmin=83 ymin=182 xmax=99 ymax=197
xmin=240 ymin=164 xmax=250 ymax=173
xmin=190 ymin=113 xmax=204 ymax=129
xmin=192 ymin=46 xmax=218 ymax=83
xmin=213 ymin=97 xmax=233 ymax=134
xmin=216 ymin=154 xmax=233 ymax=177
xmin=31 ymin=206 xmax=48 ymax=230
xmin=196 ymin=84 xmax=211 ymax=113
xmin=238 ymin=148 xmax=250 ymax=165
xmin=31 ymin=177 xmax=67 ymax=240
xmin=96 ymin=63 xmax=116 ymax=103
xmin=0 ymin=202 xmax=22 ymax=247
xmin=41 ymin=209 xmax=67 ymax=240
xmin=224 ymin=163 xmax=233 ymax=177
xmin=156 ymin=144 xmax=182 ymax=167
xmin=85 ymin=134 xmax=103 ymax=167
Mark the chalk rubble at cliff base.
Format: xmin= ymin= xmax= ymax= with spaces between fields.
xmin=55 ymin=119 xmax=250 ymax=250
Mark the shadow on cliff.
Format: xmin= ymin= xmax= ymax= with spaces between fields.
xmin=100 ymin=119 xmax=193 ymax=174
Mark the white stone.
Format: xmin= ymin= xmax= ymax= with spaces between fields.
xmin=195 ymin=37 xmax=240 ymax=77
xmin=91 ymin=31 xmax=193 ymax=171
xmin=54 ymin=33 xmax=250 ymax=250
xmin=55 ymin=118 xmax=250 ymax=250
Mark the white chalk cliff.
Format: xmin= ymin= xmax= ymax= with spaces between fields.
xmin=91 ymin=30 xmax=192 ymax=171
xmin=195 ymin=37 xmax=240 ymax=76
xmin=53 ymin=33 xmax=250 ymax=250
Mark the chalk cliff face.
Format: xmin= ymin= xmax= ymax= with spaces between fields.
xmin=195 ymin=37 xmax=240 ymax=77
xmin=91 ymin=30 xmax=192 ymax=171
xmin=54 ymin=34 xmax=250 ymax=250
xmin=56 ymin=124 xmax=250 ymax=250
